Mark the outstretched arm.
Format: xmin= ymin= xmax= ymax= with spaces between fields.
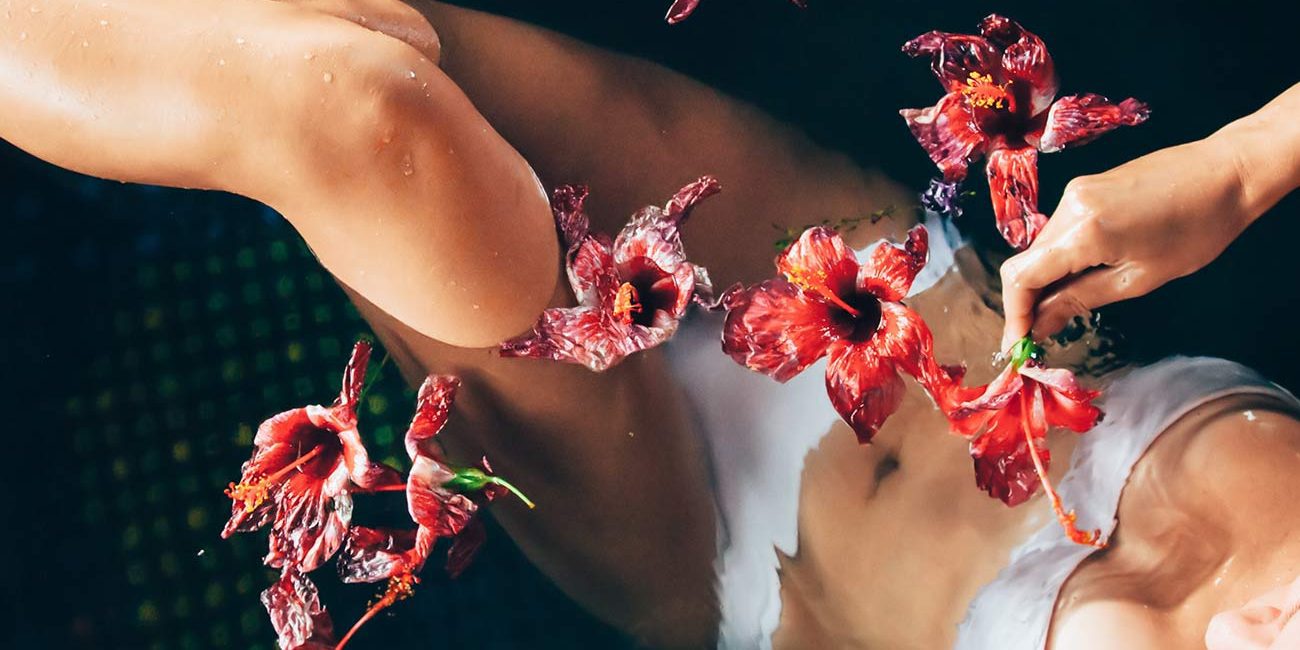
xmin=999 ymin=82 xmax=1300 ymax=349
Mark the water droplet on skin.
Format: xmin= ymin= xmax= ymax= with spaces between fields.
xmin=303 ymin=52 xmax=315 ymax=61
xmin=81 ymin=39 xmax=89 ymax=47
xmin=1245 ymin=410 xmax=1258 ymax=422
xmin=407 ymin=70 xmax=417 ymax=79
xmin=234 ymin=36 xmax=246 ymax=45
xmin=217 ymin=58 xmax=226 ymax=66
xmin=99 ymin=19 xmax=109 ymax=27
xmin=399 ymin=153 xmax=414 ymax=176
xmin=28 ymin=5 xmax=40 ymax=14
xmin=18 ymin=31 xmax=26 ymax=40
xmin=322 ymin=71 xmax=333 ymax=83
xmin=472 ymin=304 xmax=481 ymax=310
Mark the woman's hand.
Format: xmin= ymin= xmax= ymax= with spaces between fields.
xmin=1000 ymin=83 xmax=1300 ymax=350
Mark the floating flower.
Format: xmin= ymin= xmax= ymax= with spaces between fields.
xmin=333 ymin=375 xmax=533 ymax=649
xmin=945 ymin=337 xmax=1105 ymax=546
xmin=723 ymin=224 xmax=956 ymax=443
xmin=501 ymin=177 xmax=720 ymax=372
xmin=901 ymin=14 xmax=1149 ymax=249
xmin=261 ymin=570 xmax=337 ymax=650
xmin=221 ymin=341 xmax=402 ymax=572
xmin=665 ymin=0 xmax=806 ymax=24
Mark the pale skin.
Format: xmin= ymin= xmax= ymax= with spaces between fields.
xmin=5 ymin=2 xmax=1300 ymax=648
xmin=1000 ymin=82 xmax=1300 ymax=350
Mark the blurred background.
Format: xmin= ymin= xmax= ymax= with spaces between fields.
xmin=4 ymin=0 xmax=1298 ymax=648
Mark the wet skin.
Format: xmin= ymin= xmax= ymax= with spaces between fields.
xmin=5 ymin=1 xmax=1300 ymax=647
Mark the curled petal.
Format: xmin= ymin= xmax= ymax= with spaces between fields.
xmin=721 ymin=279 xmax=843 ymax=382
xmin=902 ymin=30 xmax=1003 ymax=93
xmin=551 ymin=184 xmax=591 ymax=249
xmin=267 ymin=483 xmax=352 ymax=572
xmin=986 ymin=146 xmax=1047 ymax=250
xmin=614 ymin=177 xmax=719 ymax=275
xmin=261 ymin=571 xmax=336 ymax=650
xmin=404 ymin=375 xmax=460 ymax=461
xmin=407 ymin=455 xmax=478 ymax=536
xmin=970 ymin=409 xmax=1045 ymax=506
xmin=979 ymin=15 xmax=1058 ymax=116
xmin=901 ymin=93 xmax=989 ymax=182
xmin=223 ymin=441 xmax=298 ymax=537
xmin=1021 ymin=364 xmax=1103 ymax=432
xmin=338 ymin=526 xmax=432 ymax=584
xmin=859 ymin=225 xmax=930 ymax=302
xmin=446 ymin=517 xmax=488 ymax=579
xmin=499 ymin=307 xmax=670 ymax=372
xmin=1038 ymin=94 xmax=1150 ymax=153
xmin=665 ymin=0 xmax=700 ymax=23
xmin=824 ymin=342 xmax=907 ymax=444
xmin=567 ymin=234 xmax=620 ymax=309
xmin=776 ymin=227 xmax=860 ymax=299
xmin=336 ymin=340 xmax=372 ymax=414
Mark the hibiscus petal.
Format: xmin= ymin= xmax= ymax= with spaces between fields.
xmin=901 ymin=93 xmax=990 ymax=182
xmin=902 ymin=29 xmax=1003 ymax=93
xmin=986 ymin=146 xmax=1048 ymax=250
xmin=978 ymin=15 xmax=1058 ymax=116
xmin=446 ymin=517 xmax=488 ymax=579
xmin=613 ymin=177 xmax=719 ymax=275
xmin=1021 ymin=364 xmax=1103 ymax=432
xmin=407 ymin=455 xmax=478 ymax=536
xmin=1038 ymin=94 xmax=1151 ymax=153
xmin=261 ymin=570 xmax=336 ymax=650
xmin=499 ymin=306 xmax=668 ymax=372
xmin=253 ymin=407 xmax=318 ymax=447
xmin=721 ymin=278 xmax=841 ymax=382
xmin=551 ymin=184 xmax=591 ymax=249
xmin=859 ymin=225 xmax=929 ymax=302
xmin=825 ymin=342 xmax=907 ymax=444
xmin=338 ymin=526 xmax=426 ymax=584
xmin=777 ymin=227 xmax=860 ymax=299
xmin=404 ymin=375 xmax=460 ymax=461
xmin=567 ymin=233 xmax=620 ymax=309
xmin=267 ymin=482 xmax=352 ymax=573
xmin=336 ymin=340 xmax=372 ymax=414
xmin=971 ymin=409 xmax=1045 ymax=507
xmin=665 ymin=0 xmax=700 ymax=23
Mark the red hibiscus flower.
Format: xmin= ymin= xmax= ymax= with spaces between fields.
xmin=901 ymin=14 xmax=1149 ymax=249
xmin=722 ymin=224 xmax=956 ymax=443
xmin=501 ymin=177 xmax=720 ymax=372
xmin=946 ymin=337 xmax=1105 ymax=546
xmin=221 ymin=341 xmax=402 ymax=572
xmin=333 ymin=375 xmax=532 ymax=649
xmin=665 ymin=0 xmax=806 ymax=24
xmin=261 ymin=570 xmax=337 ymax=650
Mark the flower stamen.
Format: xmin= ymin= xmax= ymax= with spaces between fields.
xmin=1020 ymin=391 xmax=1106 ymax=548
xmin=334 ymin=574 xmax=419 ymax=650
xmin=785 ymin=266 xmax=862 ymax=317
xmin=962 ymin=71 xmax=1012 ymax=110
xmin=612 ymin=282 xmax=643 ymax=324
xmin=224 ymin=444 xmax=326 ymax=513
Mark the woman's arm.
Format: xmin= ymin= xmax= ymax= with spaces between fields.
xmin=999 ymin=82 xmax=1300 ymax=349
xmin=0 ymin=0 xmax=558 ymax=348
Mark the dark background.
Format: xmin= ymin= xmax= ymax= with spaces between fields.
xmin=3 ymin=1 xmax=1297 ymax=648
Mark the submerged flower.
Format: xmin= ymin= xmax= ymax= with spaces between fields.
xmin=665 ymin=0 xmax=806 ymax=24
xmin=222 ymin=341 xmax=402 ymax=572
xmin=334 ymin=375 xmax=532 ymax=649
xmin=723 ymin=225 xmax=955 ymax=443
xmin=501 ymin=177 xmax=720 ymax=372
xmin=946 ymin=337 xmax=1105 ymax=546
xmin=920 ymin=178 xmax=966 ymax=219
xmin=901 ymin=14 xmax=1149 ymax=249
xmin=261 ymin=570 xmax=337 ymax=650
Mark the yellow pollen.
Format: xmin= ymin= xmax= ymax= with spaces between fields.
xmin=612 ymin=282 xmax=643 ymax=323
xmin=224 ymin=477 xmax=270 ymax=513
xmin=962 ymin=71 xmax=1011 ymax=110
xmin=785 ymin=265 xmax=861 ymax=318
